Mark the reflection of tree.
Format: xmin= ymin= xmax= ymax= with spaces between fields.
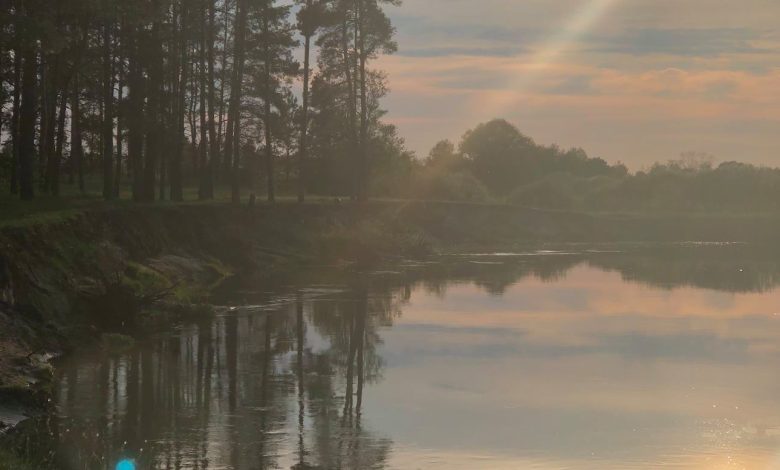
xmin=8 ymin=278 xmax=398 ymax=469
xmin=10 ymin=245 xmax=780 ymax=468
xmin=386 ymin=245 xmax=780 ymax=296
xmin=304 ymin=281 xmax=393 ymax=469
xmin=395 ymin=255 xmax=584 ymax=297
xmin=590 ymin=245 xmax=780 ymax=293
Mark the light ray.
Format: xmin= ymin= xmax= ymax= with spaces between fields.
xmin=474 ymin=0 xmax=617 ymax=119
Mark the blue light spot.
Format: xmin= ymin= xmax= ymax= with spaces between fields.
xmin=116 ymin=459 xmax=136 ymax=470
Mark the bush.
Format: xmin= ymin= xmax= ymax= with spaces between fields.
xmin=410 ymin=170 xmax=491 ymax=202
xmin=508 ymin=181 xmax=574 ymax=210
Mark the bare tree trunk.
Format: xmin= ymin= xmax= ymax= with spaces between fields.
xmin=340 ymin=7 xmax=358 ymax=200
xmin=218 ymin=0 xmax=231 ymax=179
xmin=189 ymin=52 xmax=199 ymax=173
xmin=114 ymin=39 xmax=124 ymax=199
xmin=50 ymin=89 xmax=67 ymax=195
xmin=10 ymin=10 xmax=21 ymax=195
xmin=171 ymin=0 xmax=189 ymax=202
xmin=37 ymin=58 xmax=48 ymax=188
xmin=144 ymin=11 xmax=163 ymax=202
xmin=71 ymin=73 xmax=85 ymax=193
xmin=197 ymin=0 xmax=210 ymax=200
xmin=18 ymin=18 xmax=37 ymax=200
xmin=128 ymin=22 xmax=145 ymax=202
xmin=228 ymin=0 xmax=249 ymax=205
xmin=263 ymin=11 xmax=275 ymax=203
xmin=206 ymin=0 xmax=218 ymax=196
xmin=102 ymin=3 xmax=114 ymax=200
xmin=298 ymin=0 xmax=313 ymax=203
xmin=357 ymin=0 xmax=368 ymax=202
xmin=41 ymin=59 xmax=58 ymax=192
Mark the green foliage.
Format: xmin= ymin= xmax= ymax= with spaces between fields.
xmin=453 ymin=119 xmax=627 ymax=198
xmin=122 ymin=262 xmax=170 ymax=297
xmin=507 ymin=172 xmax=623 ymax=210
xmin=425 ymin=139 xmax=465 ymax=170
xmin=410 ymin=170 xmax=491 ymax=203
xmin=0 ymin=448 xmax=38 ymax=470
xmin=409 ymin=119 xmax=780 ymax=213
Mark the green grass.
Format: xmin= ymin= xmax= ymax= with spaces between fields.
xmin=0 ymin=175 xmax=341 ymax=228
xmin=0 ymin=448 xmax=38 ymax=470
xmin=3 ymin=173 xmax=780 ymax=231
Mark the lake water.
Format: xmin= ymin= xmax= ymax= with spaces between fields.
xmin=7 ymin=244 xmax=780 ymax=469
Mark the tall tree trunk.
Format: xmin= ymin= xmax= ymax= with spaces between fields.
xmin=50 ymin=89 xmax=67 ymax=195
xmin=41 ymin=58 xmax=58 ymax=192
xmin=144 ymin=12 xmax=164 ymax=202
xmin=228 ymin=0 xmax=249 ymax=205
xmin=298 ymin=1 xmax=313 ymax=203
xmin=37 ymin=58 xmax=47 ymax=187
xmin=102 ymin=4 xmax=114 ymax=200
xmin=114 ymin=41 xmax=124 ymax=199
xmin=18 ymin=19 xmax=37 ymax=200
xmin=206 ymin=0 xmax=218 ymax=196
xmin=10 ymin=10 xmax=21 ymax=195
xmin=189 ymin=53 xmax=199 ymax=173
xmin=197 ymin=0 xmax=210 ymax=200
xmin=127 ymin=22 xmax=145 ymax=202
xmin=0 ymin=32 xmax=4 ymax=145
xmin=340 ymin=7 xmax=358 ymax=200
xmin=71 ymin=73 xmax=85 ymax=193
xmin=171 ymin=0 xmax=188 ymax=202
xmin=158 ymin=105 xmax=167 ymax=201
xmin=218 ymin=0 xmax=231 ymax=179
xmin=263 ymin=12 xmax=275 ymax=203
xmin=357 ymin=0 xmax=368 ymax=202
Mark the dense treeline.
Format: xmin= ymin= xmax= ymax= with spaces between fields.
xmin=417 ymin=119 xmax=780 ymax=212
xmin=1 ymin=1 xmax=776 ymax=212
xmin=0 ymin=0 xmax=407 ymax=202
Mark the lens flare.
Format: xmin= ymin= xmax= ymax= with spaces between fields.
xmin=116 ymin=459 xmax=136 ymax=470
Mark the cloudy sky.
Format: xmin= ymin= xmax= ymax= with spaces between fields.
xmin=376 ymin=0 xmax=780 ymax=169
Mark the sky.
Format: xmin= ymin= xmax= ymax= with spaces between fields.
xmin=377 ymin=0 xmax=780 ymax=170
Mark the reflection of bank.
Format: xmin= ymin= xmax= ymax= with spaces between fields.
xmin=9 ymin=246 xmax=780 ymax=469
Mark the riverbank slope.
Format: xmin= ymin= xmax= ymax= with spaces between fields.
xmin=1 ymin=201 xmax=779 ymax=417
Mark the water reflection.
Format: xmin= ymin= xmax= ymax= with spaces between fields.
xmin=6 ymin=244 xmax=780 ymax=469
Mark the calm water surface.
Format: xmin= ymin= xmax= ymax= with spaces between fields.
xmin=9 ymin=244 xmax=780 ymax=469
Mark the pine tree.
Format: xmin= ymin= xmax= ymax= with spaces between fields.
xmin=247 ymin=0 xmax=299 ymax=203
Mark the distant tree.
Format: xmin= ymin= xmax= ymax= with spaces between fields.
xmin=425 ymin=139 xmax=463 ymax=169
xmin=459 ymin=119 xmax=535 ymax=195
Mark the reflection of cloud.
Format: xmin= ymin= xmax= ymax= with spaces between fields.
xmin=371 ymin=262 xmax=780 ymax=468
xmin=598 ymin=332 xmax=751 ymax=362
